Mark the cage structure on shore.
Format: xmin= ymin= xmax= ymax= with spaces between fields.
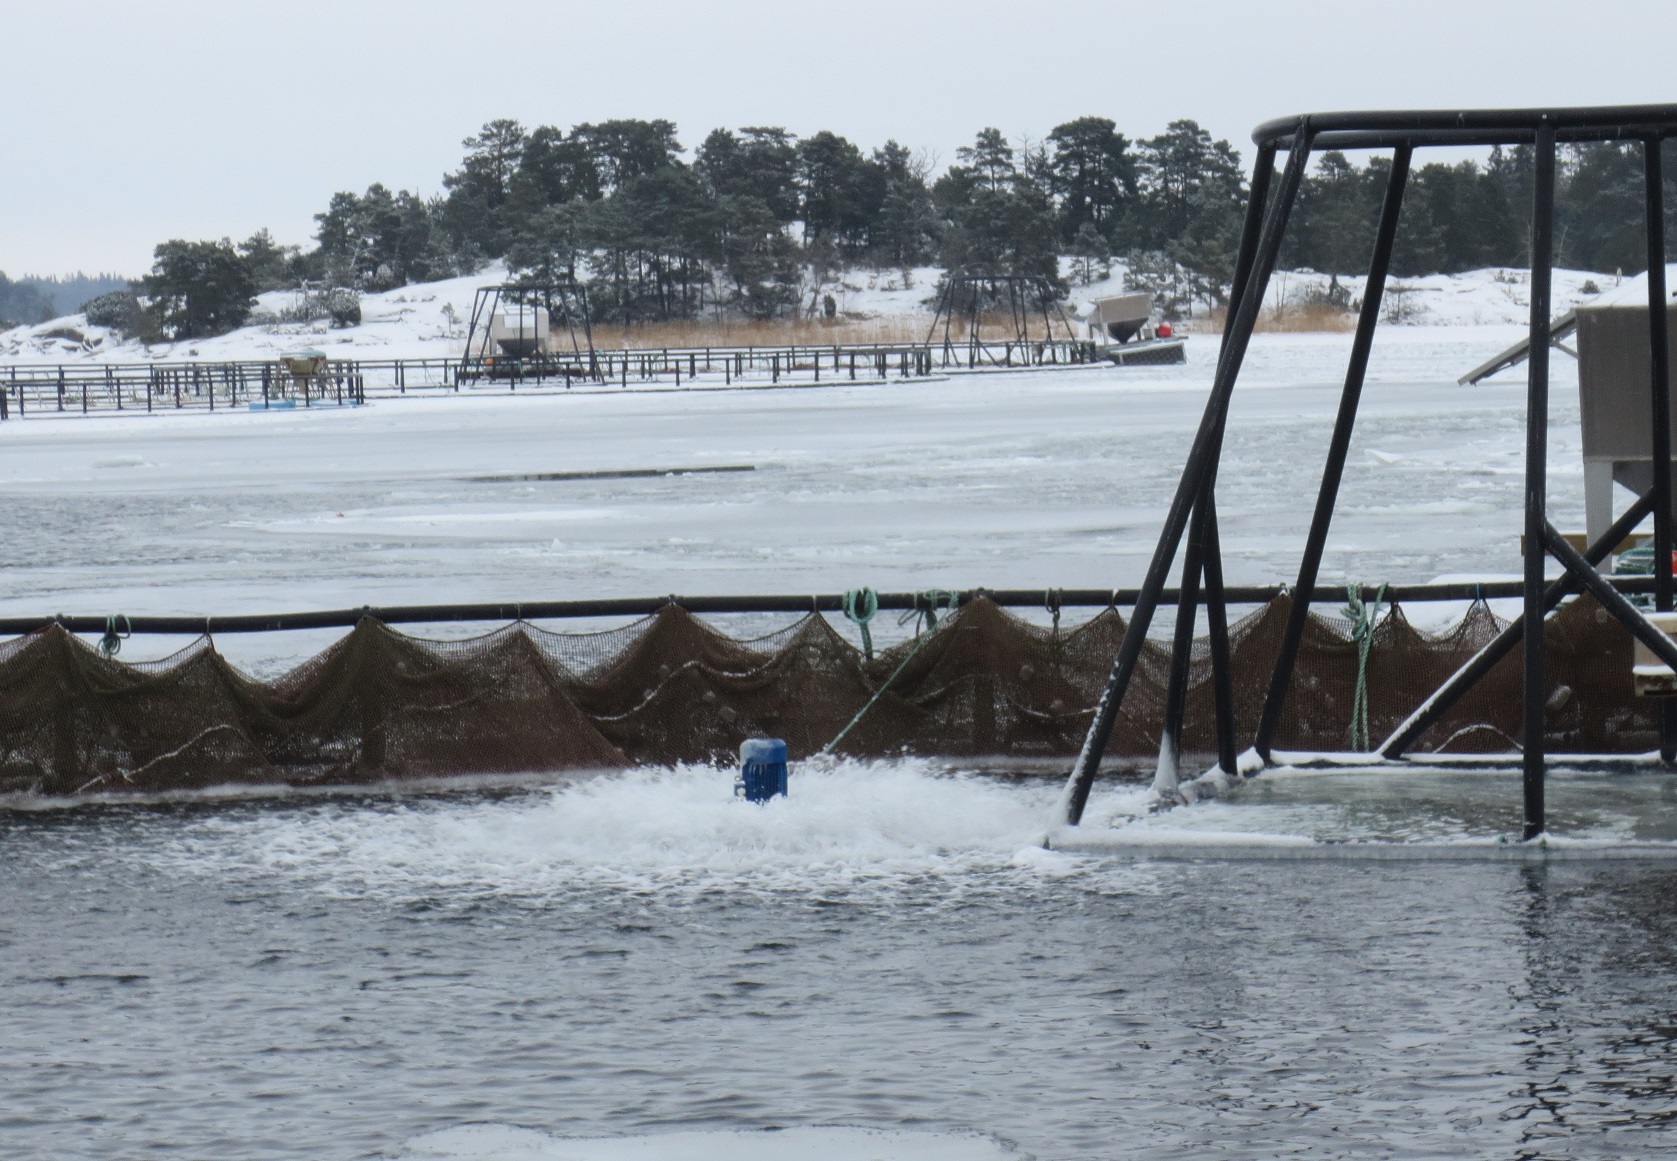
xmin=1060 ymin=103 xmax=1677 ymax=842
xmin=457 ymin=280 xmax=601 ymax=386
xmin=924 ymin=272 xmax=1084 ymax=369
xmin=2 ymin=581 xmax=1672 ymax=798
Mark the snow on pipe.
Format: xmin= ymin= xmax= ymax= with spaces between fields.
xmin=4 ymin=578 xmax=1665 ymax=637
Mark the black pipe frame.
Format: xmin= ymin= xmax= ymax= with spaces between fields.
xmin=1195 ymin=143 xmax=1277 ymax=779
xmin=1059 ymin=104 xmax=1677 ymax=835
xmin=20 ymin=577 xmax=1663 ymax=641
xmin=1253 ymin=145 xmax=1412 ymax=761
xmin=1061 ymin=125 xmax=1316 ymax=826
xmin=1521 ymin=126 xmax=1557 ymax=839
xmin=1157 ymin=145 xmax=1280 ymax=783
xmin=1644 ymin=137 xmax=1675 ymax=764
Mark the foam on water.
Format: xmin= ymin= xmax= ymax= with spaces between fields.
xmin=142 ymin=759 xmax=1145 ymax=900
xmin=1070 ymin=765 xmax=1677 ymax=854
xmin=398 ymin=1125 xmax=1018 ymax=1161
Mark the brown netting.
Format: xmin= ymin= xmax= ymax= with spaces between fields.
xmin=0 ymin=594 xmax=1661 ymax=795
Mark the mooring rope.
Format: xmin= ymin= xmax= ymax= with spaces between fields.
xmin=98 ymin=613 xmax=131 ymax=657
xmin=897 ymin=588 xmax=958 ymax=635
xmin=1343 ymin=582 xmax=1388 ymax=750
xmin=823 ymin=590 xmax=959 ymax=756
xmin=842 ymin=587 xmax=878 ymax=661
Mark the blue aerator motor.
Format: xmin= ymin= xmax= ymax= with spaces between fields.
xmin=736 ymin=737 xmax=788 ymax=803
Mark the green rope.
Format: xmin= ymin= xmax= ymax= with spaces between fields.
xmin=897 ymin=588 xmax=958 ymax=634
xmin=842 ymin=587 xmax=878 ymax=661
xmin=98 ymin=613 xmax=131 ymax=657
xmin=824 ymin=590 xmax=959 ymax=756
xmin=1342 ymin=582 xmax=1388 ymax=751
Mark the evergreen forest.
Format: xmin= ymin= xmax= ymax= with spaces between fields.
xmin=19 ymin=118 xmax=1677 ymax=340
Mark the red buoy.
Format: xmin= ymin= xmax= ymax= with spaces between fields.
xmin=1156 ymin=322 xmax=1173 ymax=338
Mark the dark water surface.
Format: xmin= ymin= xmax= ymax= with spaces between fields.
xmin=4 ymin=769 xmax=1677 ymax=1159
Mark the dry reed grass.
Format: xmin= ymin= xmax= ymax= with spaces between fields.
xmin=597 ymin=315 xmax=927 ymax=350
xmin=591 ymin=310 xmax=1079 ymax=350
xmin=1192 ymin=302 xmax=1358 ymax=334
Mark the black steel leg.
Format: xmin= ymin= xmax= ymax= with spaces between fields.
xmin=1157 ymin=496 xmax=1210 ymax=790
xmin=1645 ymin=137 xmax=1675 ymax=764
xmin=1221 ymin=145 xmax=1277 ymax=358
xmin=1201 ymin=493 xmax=1239 ymax=775
xmin=1254 ymin=146 xmax=1412 ymax=760
xmin=1062 ymin=126 xmax=1313 ymax=826
xmin=1523 ymin=124 xmax=1557 ymax=841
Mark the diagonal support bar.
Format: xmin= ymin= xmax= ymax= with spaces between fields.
xmin=1254 ymin=145 xmax=1412 ymax=760
xmin=1544 ymin=521 xmax=1677 ymax=673
xmin=1378 ymin=489 xmax=1657 ymax=758
xmin=1060 ymin=126 xmax=1314 ymax=826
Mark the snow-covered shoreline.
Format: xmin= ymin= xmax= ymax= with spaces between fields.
xmin=0 ymin=262 xmax=1645 ymax=367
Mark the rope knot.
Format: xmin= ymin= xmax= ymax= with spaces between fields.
xmin=842 ymin=587 xmax=879 ymax=660
xmin=1341 ymin=582 xmax=1388 ymax=750
xmin=897 ymin=589 xmax=958 ymax=635
xmin=1045 ymin=587 xmax=1063 ymax=635
xmin=99 ymin=613 xmax=131 ymax=657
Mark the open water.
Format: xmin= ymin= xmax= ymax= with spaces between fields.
xmin=6 ymin=762 xmax=1677 ymax=1160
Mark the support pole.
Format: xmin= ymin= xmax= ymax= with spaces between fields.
xmin=1201 ymin=495 xmax=1238 ymax=776
xmin=1061 ymin=124 xmax=1312 ymax=826
xmin=1379 ymin=488 xmax=1656 ymax=757
xmin=1183 ymin=144 xmax=1276 ymax=779
xmin=1155 ymin=497 xmax=1209 ymax=795
xmin=1523 ymin=123 xmax=1557 ymax=841
xmin=1222 ymin=145 xmax=1277 ymax=353
xmin=1254 ymin=145 xmax=1412 ymax=760
xmin=1645 ymin=136 xmax=1675 ymax=764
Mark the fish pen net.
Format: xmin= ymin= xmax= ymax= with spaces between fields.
xmin=0 ymin=594 xmax=1658 ymax=796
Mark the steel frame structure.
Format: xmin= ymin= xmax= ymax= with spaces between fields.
xmin=1061 ymin=105 xmax=1677 ymax=840
xmin=460 ymin=280 xmax=600 ymax=382
xmin=925 ymin=273 xmax=1078 ymax=366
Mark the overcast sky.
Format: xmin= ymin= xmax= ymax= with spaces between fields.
xmin=2 ymin=0 xmax=1673 ymax=276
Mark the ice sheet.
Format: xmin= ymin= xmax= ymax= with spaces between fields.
xmin=0 ymin=324 xmax=1600 ymax=674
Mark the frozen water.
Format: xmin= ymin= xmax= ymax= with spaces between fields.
xmin=0 ymin=325 xmax=1595 ymax=673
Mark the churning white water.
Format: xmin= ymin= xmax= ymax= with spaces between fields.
xmin=137 ymin=761 xmax=1126 ymax=901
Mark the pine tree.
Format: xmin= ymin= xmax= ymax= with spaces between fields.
xmin=797 ymin=131 xmax=879 ymax=252
xmin=697 ymin=127 xmax=801 ymax=224
xmin=441 ymin=119 xmax=529 ymax=256
xmin=1046 ymin=116 xmax=1136 ymax=245
xmin=1070 ymin=221 xmax=1111 ymax=285
xmin=140 ymin=239 xmax=257 ymax=339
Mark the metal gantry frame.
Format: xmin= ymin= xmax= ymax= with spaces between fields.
xmin=460 ymin=280 xmax=600 ymax=383
xmin=1061 ymin=105 xmax=1677 ymax=840
xmin=924 ymin=272 xmax=1079 ymax=366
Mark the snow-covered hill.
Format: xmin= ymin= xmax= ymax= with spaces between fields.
xmin=0 ymin=262 xmax=1657 ymax=366
xmin=1254 ymin=265 xmax=1643 ymax=327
